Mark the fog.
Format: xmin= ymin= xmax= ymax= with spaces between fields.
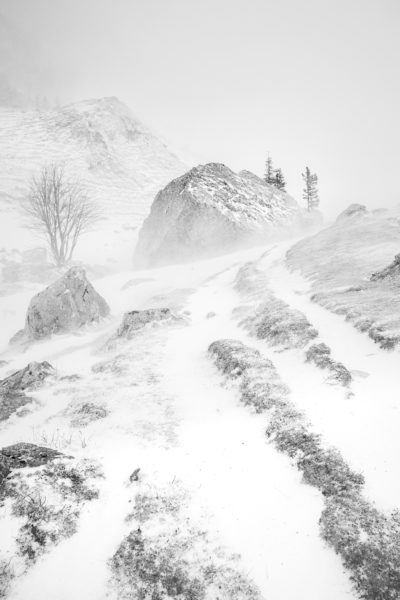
xmin=1 ymin=0 xmax=399 ymax=216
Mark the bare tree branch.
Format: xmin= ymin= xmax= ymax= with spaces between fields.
xmin=22 ymin=164 xmax=101 ymax=267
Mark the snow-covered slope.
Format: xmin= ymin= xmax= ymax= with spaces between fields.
xmin=286 ymin=205 xmax=400 ymax=348
xmin=134 ymin=163 xmax=320 ymax=267
xmin=0 ymin=97 xmax=186 ymax=276
xmin=2 ymin=235 xmax=400 ymax=598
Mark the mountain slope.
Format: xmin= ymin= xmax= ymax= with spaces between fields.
xmin=0 ymin=97 xmax=186 ymax=273
xmin=286 ymin=205 xmax=400 ymax=348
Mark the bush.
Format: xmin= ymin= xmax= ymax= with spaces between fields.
xmin=321 ymin=495 xmax=400 ymax=599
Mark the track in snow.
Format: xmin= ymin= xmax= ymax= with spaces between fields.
xmin=2 ymin=241 xmax=387 ymax=599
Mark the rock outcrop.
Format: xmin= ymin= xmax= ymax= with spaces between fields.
xmin=370 ymin=253 xmax=400 ymax=282
xmin=11 ymin=267 xmax=110 ymax=342
xmin=336 ymin=204 xmax=367 ymax=221
xmin=116 ymin=308 xmax=177 ymax=339
xmin=134 ymin=163 xmax=316 ymax=267
xmin=0 ymin=361 xmax=55 ymax=421
xmin=0 ymin=361 xmax=55 ymax=393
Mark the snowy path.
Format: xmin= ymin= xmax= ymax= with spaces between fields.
xmin=4 ymin=241 xmax=395 ymax=599
xmin=252 ymin=244 xmax=400 ymax=512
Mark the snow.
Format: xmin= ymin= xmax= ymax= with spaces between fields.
xmin=254 ymin=244 xmax=400 ymax=512
xmin=0 ymin=97 xmax=186 ymax=274
xmin=0 ymin=243 xmax=360 ymax=599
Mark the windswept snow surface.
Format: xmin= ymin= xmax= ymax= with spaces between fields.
xmin=4 ymin=238 xmax=400 ymax=598
xmin=0 ymin=97 xmax=186 ymax=277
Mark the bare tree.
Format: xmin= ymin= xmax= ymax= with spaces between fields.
xmin=23 ymin=164 xmax=100 ymax=266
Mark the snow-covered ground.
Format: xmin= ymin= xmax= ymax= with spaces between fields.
xmin=1 ymin=234 xmax=400 ymax=598
xmin=0 ymin=97 xmax=186 ymax=286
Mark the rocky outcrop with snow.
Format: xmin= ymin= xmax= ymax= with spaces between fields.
xmin=134 ymin=163 xmax=317 ymax=267
xmin=0 ymin=361 xmax=55 ymax=421
xmin=117 ymin=308 xmax=177 ymax=339
xmin=336 ymin=203 xmax=368 ymax=221
xmin=370 ymin=253 xmax=400 ymax=281
xmin=11 ymin=267 xmax=109 ymax=342
xmin=0 ymin=361 xmax=55 ymax=392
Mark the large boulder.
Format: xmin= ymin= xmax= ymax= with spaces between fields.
xmin=11 ymin=267 xmax=110 ymax=342
xmin=134 ymin=163 xmax=316 ymax=267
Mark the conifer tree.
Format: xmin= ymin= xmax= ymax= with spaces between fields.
xmin=274 ymin=168 xmax=286 ymax=191
xmin=264 ymin=154 xmax=275 ymax=184
xmin=302 ymin=166 xmax=319 ymax=211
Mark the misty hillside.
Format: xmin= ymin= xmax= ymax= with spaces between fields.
xmin=0 ymin=97 xmax=186 ymax=279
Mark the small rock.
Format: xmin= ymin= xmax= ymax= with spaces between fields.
xmin=129 ymin=468 xmax=141 ymax=483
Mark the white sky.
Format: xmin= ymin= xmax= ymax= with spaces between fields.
xmin=1 ymin=0 xmax=399 ymax=218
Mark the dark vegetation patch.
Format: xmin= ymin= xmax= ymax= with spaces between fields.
xmin=240 ymin=299 xmax=318 ymax=350
xmin=306 ymin=343 xmax=352 ymax=387
xmin=0 ymin=560 xmax=13 ymax=598
xmin=208 ymin=338 xmax=400 ymax=599
xmin=1 ymin=442 xmax=62 ymax=470
xmin=234 ymin=262 xmax=318 ymax=350
xmin=111 ymin=485 xmax=262 ymax=600
xmin=286 ymin=215 xmax=400 ymax=350
xmin=1 ymin=451 xmax=102 ymax=565
xmin=234 ymin=262 xmax=352 ymax=385
xmin=321 ymin=496 xmax=400 ymax=600
xmin=64 ymin=401 xmax=109 ymax=427
xmin=209 ymin=339 xmax=289 ymax=413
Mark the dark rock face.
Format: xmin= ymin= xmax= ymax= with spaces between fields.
xmin=134 ymin=163 xmax=312 ymax=267
xmin=117 ymin=308 xmax=176 ymax=339
xmin=11 ymin=267 xmax=110 ymax=342
xmin=306 ymin=343 xmax=352 ymax=386
xmin=370 ymin=253 xmax=400 ymax=282
xmin=336 ymin=204 xmax=367 ymax=221
xmin=0 ymin=361 xmax=55 ymax=421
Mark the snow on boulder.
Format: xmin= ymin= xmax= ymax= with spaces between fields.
xmin=336 ymin=204 xmax=367 ymax=221
xmin=0 ymin=361 xmax=55 ymax=393
xmin=134 ymin=163 xmax=316 ymax=267
xmin=11 ymin=267 xmax=110 ymax=342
